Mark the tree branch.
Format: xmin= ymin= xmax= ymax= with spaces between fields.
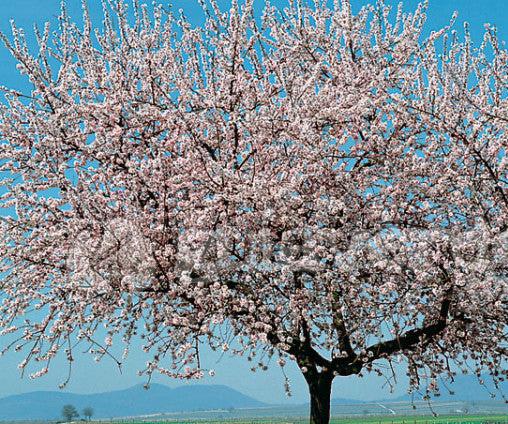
xmin=364 ymin=297 xmax=452 ymax=362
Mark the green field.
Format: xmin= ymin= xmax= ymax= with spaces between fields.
xmin=88 ymin=414 xmax=508 ymax=424
xmin=2 ymin=415 xmax=508 ymax=424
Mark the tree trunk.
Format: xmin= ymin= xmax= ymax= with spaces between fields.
xmin=307 ymin=372 xmax=333 ymax=424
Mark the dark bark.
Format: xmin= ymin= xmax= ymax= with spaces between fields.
xmin=306 ymin=371 xmax=334 ymax=424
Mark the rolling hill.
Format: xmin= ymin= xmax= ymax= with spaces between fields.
xmin=1 ymin=374 xmax=506 ymax=420
xmin=0 ymin=383 xmax=266 ymax=420
xmin=388 ymin=374 xmax=508 ymax=402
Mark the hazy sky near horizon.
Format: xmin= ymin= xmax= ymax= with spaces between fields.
xmin=0 ymin=0 xmax=506 ymax=405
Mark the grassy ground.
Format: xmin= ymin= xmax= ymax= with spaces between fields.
xmin=4 ymin=414 xmax=508 ymax=424
xmin=93 ymin=414 xmax=508 ymax=424
xmin=326 ymin=414 xmax=508 ymax=424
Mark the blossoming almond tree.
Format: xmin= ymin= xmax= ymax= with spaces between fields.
xmin=0 ymin=1 xmax=507 ymax=423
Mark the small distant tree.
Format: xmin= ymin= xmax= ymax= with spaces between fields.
xmin=82 ymin=407 xmax=94 ymax=421
xmin=462 ymin=402 xmax=470 ymax=414
xmin=61 ymin=404 xmax=79 ymax=422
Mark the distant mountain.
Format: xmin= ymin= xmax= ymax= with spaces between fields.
xmin=328 ymin=374 xmax=508 ymax=406
xmin=0 ymin=383 xmax=266 ymax=420
xmin=391 ymin=374 xmax=508 ymax=402
xmin=331 ymin=397 xmax=365 ymax=405
xmin=2 ymin=374 xmax=506 ymax=420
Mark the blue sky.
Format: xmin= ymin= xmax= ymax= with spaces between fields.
xmin=0 ymin=0 xmax=506 ymax=405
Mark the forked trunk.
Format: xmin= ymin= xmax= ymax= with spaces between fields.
xmin=307 ymin=372 xmax=333 ymax=424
